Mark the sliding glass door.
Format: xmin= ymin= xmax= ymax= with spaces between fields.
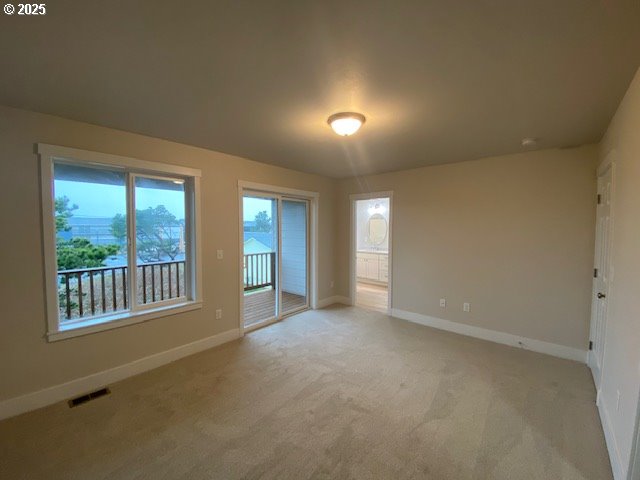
xmin=242 ymin=193 xmax=309 ymax=328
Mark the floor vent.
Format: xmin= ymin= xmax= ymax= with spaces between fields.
xmin=68 ymin=387 xmax=111 ymax=408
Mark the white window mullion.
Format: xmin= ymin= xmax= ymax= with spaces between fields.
xmin=126 ymin=172 xmax=138 ymax=312
xmin=190 ymin=176 xmax=203 ymax=302
xmin=276 ymin=195 xmax=283 ymax=319
xmin=184 ymin=178 xmax=193 ymax=301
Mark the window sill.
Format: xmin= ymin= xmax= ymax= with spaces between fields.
xmin=46 ymin=301 xmax=203 ymax=342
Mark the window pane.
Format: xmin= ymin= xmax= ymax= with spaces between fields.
xmin=53 ymin=162 xmax=128 ymax=323
xmin=242 ymin=195 xmax=278 ymax=326
xmin=281 ymin=199 xmax=308 ymax=314
xmin=134 ymin=176 xmax=187 ymax=305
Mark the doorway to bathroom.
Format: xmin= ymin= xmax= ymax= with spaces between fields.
xmin=350 ymin=193 xmax=392 ymax=314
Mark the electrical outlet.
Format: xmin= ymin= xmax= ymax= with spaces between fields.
xmin=330 ymin=280 xmax=335 ymax=289
xmin=216 ymin=249 xmax=224 ymax=260
xmin=439 ymin=298 xmax=446 ymax=308
xmin=463 ymin=302 xmax=470 ymax=312
xmin=215 ymin=309 xmax=222 ymax=320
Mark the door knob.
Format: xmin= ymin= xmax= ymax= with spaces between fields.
xmin=597 ymin=292 xmax=606 ymax=299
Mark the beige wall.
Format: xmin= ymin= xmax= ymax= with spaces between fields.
xmin=0 ymin=106 xmax=337 ymax=400
xmin=597 ymin=67 xmax=640 ymax=476
xmin=0 ymin=100 xmax=615 ymax=424
xmin=336 ymin=146 xmax=598 ymax=350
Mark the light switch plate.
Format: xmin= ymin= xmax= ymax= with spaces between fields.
xmin=217 ymin=249 xmax=223 ymax=260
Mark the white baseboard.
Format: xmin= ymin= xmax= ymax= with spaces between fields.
xmin=316 ymin=295 xmax=352 ymax=309
xmin=391 ymin=308 xmax=587 ymax=363
xmin=0 ymin=328 xmax=241 ymax=421
xmin=598 ymin=398 xmax=625 ymax=480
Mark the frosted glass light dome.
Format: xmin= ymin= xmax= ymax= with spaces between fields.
xmin=328 ymin=112 xmax=366 ymax=136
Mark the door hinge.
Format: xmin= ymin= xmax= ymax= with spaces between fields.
xmin=589 ymin=341 xmax=593 ymax=351
xmin=594 ymin=268 xmax=598 ymax=278
xmin=597 ymin=194 xmax=602 ymax=205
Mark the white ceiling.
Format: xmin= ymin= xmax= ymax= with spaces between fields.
xmin=1 ymin=1 xmax=638 ymax=178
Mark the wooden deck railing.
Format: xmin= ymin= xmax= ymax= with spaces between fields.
xmin=57 ymin=260 xmax=185 ymax=320
xmin=244 ymin=252 xmax=276 ymax=291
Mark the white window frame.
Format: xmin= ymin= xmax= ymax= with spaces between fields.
xmin=39 ymin=144 xmax=203 ymax=341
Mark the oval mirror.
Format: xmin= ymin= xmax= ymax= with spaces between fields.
xmin=367 ymin=213 xmax=387 ymax=245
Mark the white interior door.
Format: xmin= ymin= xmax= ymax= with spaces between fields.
xmin=589 ymin=166 xmax=613 ymax=388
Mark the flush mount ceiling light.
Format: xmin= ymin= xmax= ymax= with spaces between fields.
xmin=328 ymin=112 xmax=366 ymax=136
xmin=521 ymin=137 xmax=538 ymax=148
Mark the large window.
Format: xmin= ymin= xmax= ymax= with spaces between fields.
xmin=40 ymin=144 xmax=202 ymax=340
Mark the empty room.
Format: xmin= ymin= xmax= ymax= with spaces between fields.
xmin=1 ymin=2 xmax=640 ymax=479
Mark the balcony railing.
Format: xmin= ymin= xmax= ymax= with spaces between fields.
xmin=57 ymin=260 xmax=185 ymax=321
xmin=58 ymin=253 xmax=277 ymax=320
xmin=244 ymin=252 xmax=276 ymax=292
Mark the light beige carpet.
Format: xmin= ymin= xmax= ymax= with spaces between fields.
xmin=0 ymin=306 xmax=612 ymax=479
